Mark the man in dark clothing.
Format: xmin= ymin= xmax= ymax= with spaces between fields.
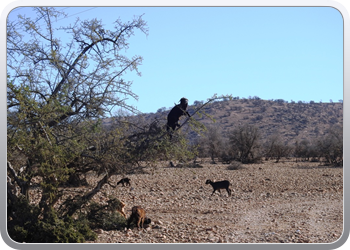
xmin=166 ymin=98 xmax=191 ymax=138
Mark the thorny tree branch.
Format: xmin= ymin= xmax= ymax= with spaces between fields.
xmin=172 ymin=95 xmax=231 ymax=134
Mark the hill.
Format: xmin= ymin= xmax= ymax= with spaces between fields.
xmin=137 ymin=98 xmax=343 ymax=144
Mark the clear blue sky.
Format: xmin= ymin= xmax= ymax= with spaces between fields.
xmin=8 ymin=7 xmax=344 ymax=113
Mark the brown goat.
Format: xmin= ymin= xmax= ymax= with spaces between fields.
xmin=116 ymin=200 xmax=127 ymax=218
xmin=127 ymin=206 xmax=151 ymax=229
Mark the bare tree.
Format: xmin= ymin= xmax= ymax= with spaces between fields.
xmin=198 ymin=124 xmax=224 ymax=163
xmin=229 ymin=123 xmax=261 ymax=163
xmin=315 ymin=124 xmax=343 ymax=166
xmin=264 ymin=133 xmax=291 ymax=162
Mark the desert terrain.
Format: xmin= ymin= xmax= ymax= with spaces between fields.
xmin=83 ymin=159 xmax=343 ymax=244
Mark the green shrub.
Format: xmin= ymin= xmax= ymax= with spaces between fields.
xmin=86 ymin=200 xmax=128 ymax=231
xmin=7 ymin=197 xmax=96 ymax=243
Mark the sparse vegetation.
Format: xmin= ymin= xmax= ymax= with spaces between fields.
xmin=7 ymin=7 xmax=343 ymax=244
xmin=157 ymin=98 xmax=343 ymax=167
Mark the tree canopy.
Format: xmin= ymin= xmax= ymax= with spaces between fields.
xmin=7 ymin=7 xmax=148 ymax=121
xmin=7 ymin=7 xmax=196 ymax=243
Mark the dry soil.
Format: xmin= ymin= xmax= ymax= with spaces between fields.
xmin=83 ymin=159 xmax=343 ymax=244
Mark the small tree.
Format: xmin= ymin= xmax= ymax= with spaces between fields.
xmin=6 ymin=7 xmax=153 ymax=243
xmin=264 ymin=133 xmax=291 ymax=162
xmin=228 ymin=123 xmax=261 ymax=163
xmin=198 ymin=124 xmax=223 ymax=164
xmin=316 ymin=124 xmax=343 ymax=166
xmin=157 ymin=107 xmax=167 ymax=113
xmin=294 ymin=140 xmax=310 ymax=162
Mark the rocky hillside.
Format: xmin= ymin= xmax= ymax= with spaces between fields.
xmin=138 ymin=98 xmax=343 ymax=143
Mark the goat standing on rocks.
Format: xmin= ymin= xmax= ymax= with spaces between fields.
xmin=205 ymin=179 xmax=232 ymax=197
xmin=127 ymin=206 xmax=151 ymax=229
xmin=117 ymin=177 xmax=131 ymax=187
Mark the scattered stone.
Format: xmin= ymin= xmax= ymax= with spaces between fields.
xmin=79 ymin=160 xmax=342 ymax=244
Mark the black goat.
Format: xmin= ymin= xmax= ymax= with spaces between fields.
xmin=205 ymin=179 xmax=232 ymax=196
xmin=167 ymin=98 xmax=191 ymax=138
xmin=117 ymin=177 xmax=131 ymax=187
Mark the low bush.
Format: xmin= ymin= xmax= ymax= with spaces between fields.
xmin=7 ymin=197 xmax=96 ymax=243
xmin=86 ymin=201 xmax=128 ymax=231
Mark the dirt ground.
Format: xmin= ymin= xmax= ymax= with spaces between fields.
xmin=82 ymin=159 xmax=343 ymax=244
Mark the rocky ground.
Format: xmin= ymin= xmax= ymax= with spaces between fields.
xmin=84 ymin=159 xmax=343 ymax=244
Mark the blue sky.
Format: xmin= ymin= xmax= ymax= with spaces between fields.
xmin=8 ymin=7 xmax=344 ymax=113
